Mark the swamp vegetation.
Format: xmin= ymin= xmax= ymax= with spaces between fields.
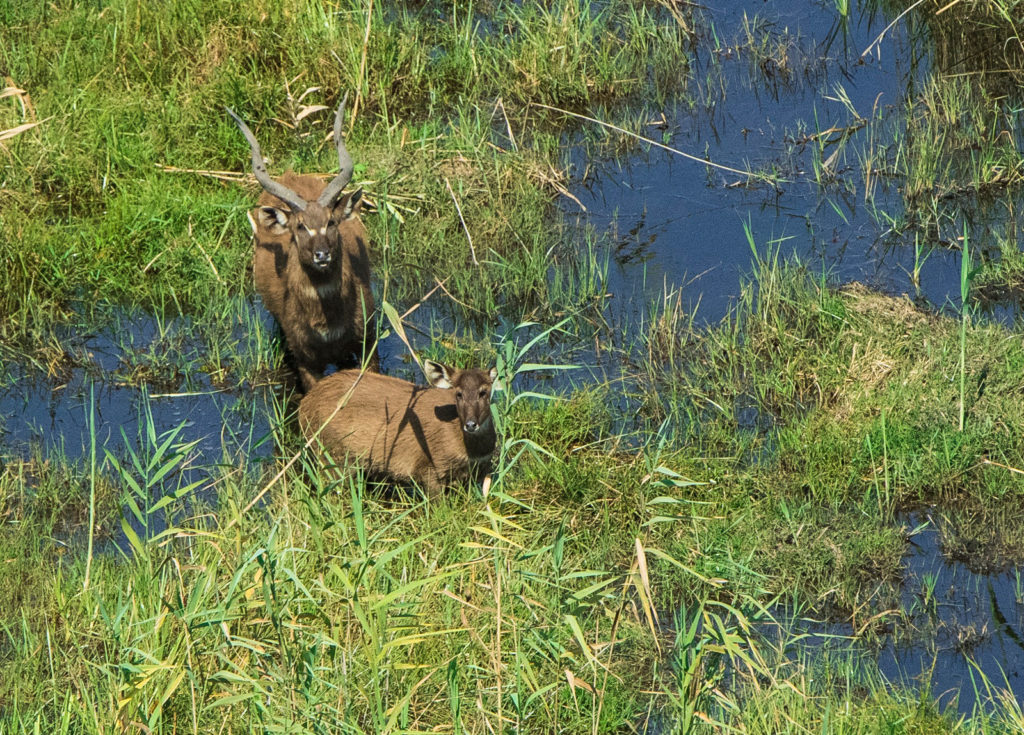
xmin=3 ymin=0 xmax=1024 ymax=732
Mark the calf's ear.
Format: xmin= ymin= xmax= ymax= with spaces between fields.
xmin=488 ymin=367 xmax=503 ymax=392
xmin=424 ymin=360 xmax=455 ymax=389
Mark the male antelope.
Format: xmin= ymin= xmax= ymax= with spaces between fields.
xmin=227 ymin=95 xmax=378 ymax=390
xmin=298 ymin=360 xmax=500 ymax=494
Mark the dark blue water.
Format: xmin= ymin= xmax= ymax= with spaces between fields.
xmin=882 ymin=514 xmax=1024 ymax=711
xmin=0 ymin=305 xmax=276 ymax=465
xmin=565 ymin=0 xmax=1021 ymax=327
xmin=0 ymin=302 xmax=422 ymax=466
xmin=772 ymin=513 xmax=1024 ymax=716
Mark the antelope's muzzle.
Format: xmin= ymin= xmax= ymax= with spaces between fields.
xmin=464 ymin=415 xmax=492 ymax=433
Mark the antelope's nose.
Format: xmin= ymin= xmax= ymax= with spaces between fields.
xmin=313 ymin=250 xmax=331 ymax=266
xmin=464 ymin=420 xmax=479 ymax=433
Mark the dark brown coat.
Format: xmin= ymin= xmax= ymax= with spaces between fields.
xmin=228 ymin=97 xmax=379 ymax=390
xmin=250 ymin=172 xmax=378 ymax=389
xmin=298 ymin=360 xmax=500 ymax=494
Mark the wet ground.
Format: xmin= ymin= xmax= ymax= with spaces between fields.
xmin=0 ymin=307 xmax=276 ymax=465
xmin=887 ymin=514 xmax=1024 ymax=710
xmin=571 ymin=0 xmax=1024 ymax=714
xmin=2 ymin=0 xmax=1022 ymax=716
xmin=778 ymin=512 xmax=1024 ymax=715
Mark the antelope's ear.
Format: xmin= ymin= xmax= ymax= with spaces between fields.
xmin=333 ymin=188 xmax=363 ymax=220
xmin=255 ymin=206 xmax=290 ymax=235
xmin=424 ymin=360 xmax=455 ymax=389
xmin=488 ymin=367 xmax=504 ymax=392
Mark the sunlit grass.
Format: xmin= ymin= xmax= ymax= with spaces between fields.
xmin=0 ymin=0 xmax=693 ymax=368
xmin=6 ymin=245 xmax=1024 ymax=730
xmin=6 ymin=0 xmax=1024 ymax=731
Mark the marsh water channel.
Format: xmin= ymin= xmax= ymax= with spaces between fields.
xmin=573 ymin=3 xmax=1020 ymax=325
xmin=2 ymin=0 xmax=1023 ymax=717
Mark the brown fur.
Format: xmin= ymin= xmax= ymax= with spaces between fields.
xmin=251 ymin=171 xmax=378 ymax=390
xmin=298 ymin=361 xmax=499 ymax=495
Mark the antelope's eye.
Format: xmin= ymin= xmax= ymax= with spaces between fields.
xmin=479 ymin=389 xmax=487 ymax=398
xmin=327 ymin=220 xmax=336 ymax=228
xmin=456 ymin=391 xmax=463 ymax=400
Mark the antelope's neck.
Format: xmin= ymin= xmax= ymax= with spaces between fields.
xmin=463 ymin=428 xmax=497 ymax=461
xmin=288 ymin=261 xmax=342 ymax=302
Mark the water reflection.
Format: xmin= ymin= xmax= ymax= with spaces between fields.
xmin=565 ymin=0 xmax=1022 ymax=326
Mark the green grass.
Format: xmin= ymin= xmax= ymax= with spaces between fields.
xmin=972 ymin=227 xmax=1024 ymax=309
xmin=0 ymin=0 xmax=692 ymax=371
xmin=7 ymin=260 xmax=1024 ymax=731
xmin=627 ymin=240 xmax=1024 ymax=607
xmin=6 ymin=0 xmax=1024 ymax=732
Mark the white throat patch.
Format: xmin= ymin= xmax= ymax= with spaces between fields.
xmin=315 ymin=325 xmax=348 ymax=342
xmin=300 ymin=283 xmax=340 ymax=300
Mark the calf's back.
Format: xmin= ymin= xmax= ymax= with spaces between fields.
xmin=298 ymin=366 xmax=497 ymax=493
